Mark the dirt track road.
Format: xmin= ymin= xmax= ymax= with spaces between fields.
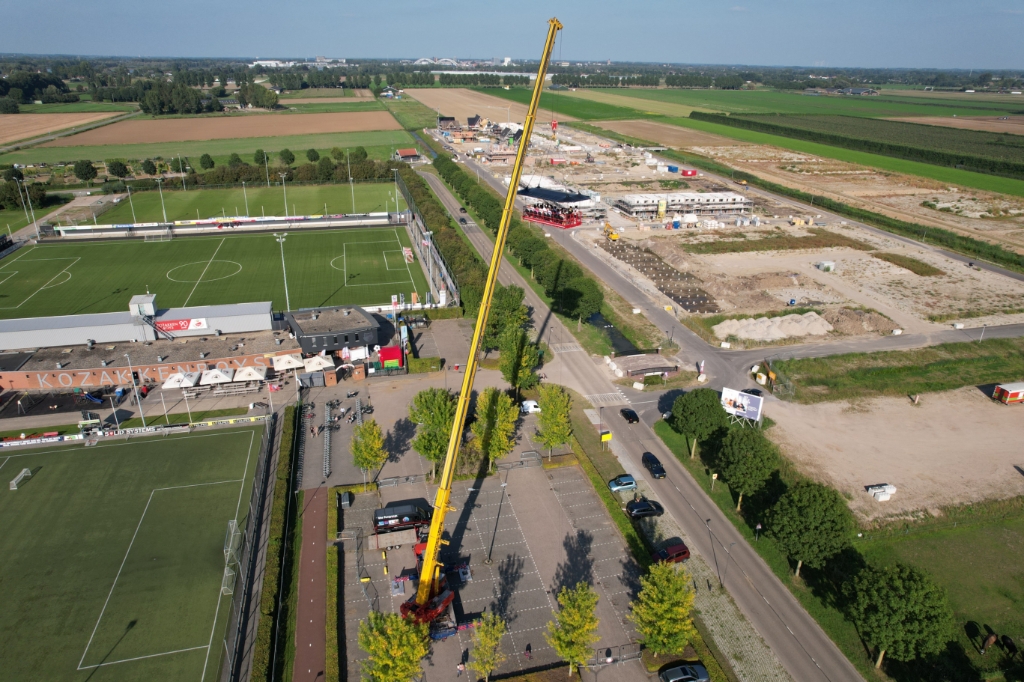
xmin=293 ymin=487 xmax=327 ymax=682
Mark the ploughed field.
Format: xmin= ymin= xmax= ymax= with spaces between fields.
xmin=0 ymin=112 xmax=124 ymax=145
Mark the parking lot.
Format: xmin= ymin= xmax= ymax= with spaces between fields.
xmin=338 ymin=455 xmax=648 ymax=681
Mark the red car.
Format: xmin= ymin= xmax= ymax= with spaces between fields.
xmin=653 ymin=542 xmax=690 ymax=564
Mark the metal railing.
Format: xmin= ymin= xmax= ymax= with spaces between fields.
xmin=396 ymin=170 xmax=460 ymax=306
xmin=323 ymin=403 xmax=332 ymax=479
xmin=338 ymin=528 xmax=379 ymax=613
xmin=583 ymin=643 xmax=643 ymax=668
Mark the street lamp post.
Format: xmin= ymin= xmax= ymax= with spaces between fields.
xmin=242 ymin=181 xmax=249 ymax=216
xmin=279 ymin=172 xmax=289 ymax=218
xmin=178 ymin=154 xmax=186 ymax=191
xmin=156 ymin=179 xmax=168 ymax=223
xmin=15 ymin=178 xmax=39 ymax=240
xmin=123 ymin=353 xmax=146 ymax=428
xmin=264 ymin=152 xmax=270 ymax=187
xmin=127 ymin=185 xmax=137 ymax=224
xmin=347 ymin=150 xmax=355 ymax=213
xmin=273 ymin=233 xmax=291 ymax=311
xmin=15 ymin=178 xmax=30 ymax=225
xmin=722 ymin=542 xmax=737 ymax=584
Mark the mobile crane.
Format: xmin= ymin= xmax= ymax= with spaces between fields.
xmin=400 ymin=17 xmax=564 ymax=623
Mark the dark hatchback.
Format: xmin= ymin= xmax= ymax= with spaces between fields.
xmin=626 ymin=498 xmax=664 ymax=519
xmin=642 ymin=452 xmax=666 ymax=479
xmin=620 ymin=408 xmax=640 ymax=423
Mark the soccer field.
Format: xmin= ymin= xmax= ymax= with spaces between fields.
xmin=0 ymin=227 xmax=430 ymax=319
xmin=0 ymin=427 xmax=260 ymax=682
xmin=99 ymin=184 xmax=405 ymax=224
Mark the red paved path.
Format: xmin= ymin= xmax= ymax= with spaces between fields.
xmin=293 ymin=486 xmax=327 ymax=681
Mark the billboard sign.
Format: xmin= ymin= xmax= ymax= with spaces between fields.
xmin=721 ymin=387 xmax=763 ymax=422
xmin=155 ymin=318 xmax=208 ymax=332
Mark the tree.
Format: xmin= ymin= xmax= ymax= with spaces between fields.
xmin=484 ymin=284 xmax=528 ymax=352
xmin=306 ymin=148 xmax=320 ymax=162
xmin=351 ymin=419 xmax=388 ymax=482
xmin=279 ymin=148 xmax=295 ymax=165
xmin=254 ymin=149 xmax=268 ymax=165
xmin=317 ymin=156 xmax=335 ymax=183
xmin=0 ymin=98 xmax=19 ymax=114
xmin=717 ymin=428 xmax=778 ymax=512
xmin=545 ymin=582 xmax=600 ymax=676
xmin=141 ymin=159 xmax=157 ymax=175
xmin=766 ymin=482 xmax=855 ymax=577
xmin=470 ymin=387 xmax=518 ymax=469
xmin=409 ymin=388 xmax=457 ymax=478
xmin=199 ymin=153 xmax=215 ymax=170
xmin=468 ymin=611 xmax=507 ymax=682
xmin=498 ymin=326 xmax=540 ymax=401
xmin=357 ymin=611 xmax=429 ymax=682
xmin=849 ymin=563 xmax=953 ymax=669
xmin=73 ymin=160 xmax=97 ymax=183
xmin=228 ymin=152 xmax=243 ymax=167
xmin=536 ymin=384 xmax=572 ymax=459
xmin=671 ymin=389 xmax=727 ymax=459
xmin=331 ymin=146 xmax=346 ymax=161
xmin=106 ymin=160 xmax=129 ymax=178
xmin=629 ymin=562 xmax=697 ymax=657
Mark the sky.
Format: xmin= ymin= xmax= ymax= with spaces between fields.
xmin=3 ymin=0 xmax=1023 ymax=70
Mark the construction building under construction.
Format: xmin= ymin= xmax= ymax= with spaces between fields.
xmin=613 ymin=191 xmax=752 ymax=220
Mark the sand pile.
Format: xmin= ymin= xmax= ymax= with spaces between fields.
xmin=713 ymin=312 xmax=833 ymax=340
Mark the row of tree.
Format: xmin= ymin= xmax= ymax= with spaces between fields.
xmin=438 ymin=73 xmax=503 ymax=86
xmin=0 ymin=71 xmax=72 ymax=103
xmin=138 ymin=81 xmax=223 ymax=115
xmin=0 ymin=167 xmax=48 ymax=212
xmin=551 ymin=73 xmax=661 ymax=88
xmin=670 ymin=389 xmax=954 ymax=668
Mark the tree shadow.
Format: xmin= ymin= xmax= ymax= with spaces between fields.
xmin=384 ymin=417 xmax=416 ymax=462
xmin=883 ymin=640 xmax=983 ymax=682
xmin=657 ymin=389 xmax=686 ymax=415
xmin=551 ymin=529 xmax=594 ymax=594
xmin=491 ymin=553 xmax=525 ymax=625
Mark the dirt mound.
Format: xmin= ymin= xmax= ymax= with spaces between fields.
xmin=713 ymin=312 xmax=833 ymax=340
xmin=822 ymin=308 xmax=897 ymax=335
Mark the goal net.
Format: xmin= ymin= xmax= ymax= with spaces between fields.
xmin=224 ymin=520 xmax=242 ymax=566
xmin=144 ymin=229 xmax=173 ymax=242
xmin=9 ymin=468 xmax=31 ymax=490
xmin=221 ymin=565 xmax=236 ymax=595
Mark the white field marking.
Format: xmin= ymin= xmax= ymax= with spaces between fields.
xmin=0 ymin=456 xmax=9 ymax=474
xmin=0 ymin=244 xmax=36 ymax=268
xmin=382 ymin=250 xmax=406 ymax=271
xmin=41 ymin=270 xmax=72 ymax=289
xmin=78 ymin=645 xmax=209 ymax=670
xmin=166 ymin=260 xmax=243 ymax=284
xmin=0 ymin=256 xmax=80 ymax=310
xmin=0 ymin=428 xmax=256 ymax=460
xmin=0 ymin=271 xmax=18 ymax=286
xmin=78 ymin=478 xmax=244 ymax=670
xmin=182 ymin=238 xmax=226 ymax=307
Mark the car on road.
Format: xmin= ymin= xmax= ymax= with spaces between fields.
xmin=659 ymin=663 xmax=710 ymax=682
xmin=625 ymin=498 xmax=664 ymax=519
xmin=459 ymin=207 xmax=467 ymax=213
xmin=459 ymin=217 xmax=467 ymax=224
xmin=608 ymin=474 xmax=637 ymax=493
xmin=642 ymin=452 xmax=666 ymax=479
xmin=520 ymin=400 xmax=541 ymax=414
xmin=740 ymin=388 xmax=763 ymax=397
xmin=620 ymin=408 xmax=640 ymax=423
xmin=652 ymin=541 xmax=690 ymax=564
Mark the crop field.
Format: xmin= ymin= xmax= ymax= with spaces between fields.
xmin=888 ymin=115 xmax=1024 ymax=135
xmin=17 ymin=101 xmax=138 ymax=114
xmin=281 ymin=100 xmax=384 ymax=113
xmin=383 ymin=96 xmax=447 ymax=131
xmin=727 ymin=114 xmax=1024 ymax=170
xmin=483 ymin=87 xmax=644 ymax=120
xmin=278 ymin=88 xmax=360 ymax=99
xmin=40 ymin=111 xmax=402 ymax=146
xmin=99 ymin=184 xmax=404 ymax=224
xmin=580 ymin=88 xmax=1015 ymax=118
xmin=405 ymin=87 xmax=569 ymax=126
xmin=0 ymin=130 xmax=415 ymax=167
xmin=0 ymin=427 xmax=260 ymax=682
xmin=554 ymin=88 xmax=701 ymax=117
xmin=0 ymin=112 xmax=125 ymax=146
xmin=0 ymin=225 xmax=427 ymax=317
xmin=650 ymin=116 xmax=1024 ymax=197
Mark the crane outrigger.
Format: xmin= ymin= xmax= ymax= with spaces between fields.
xmin=400 ymin=17 xmax=564 ymax=623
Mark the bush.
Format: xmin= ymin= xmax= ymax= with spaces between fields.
xmin=73 ymin=159 xmax=97 ymax=182
xmin=279 ymin=148 xmax=295 ymax=165
xmin=0 ymin=97 xmax=19 ymax=114
xmin=199 ymin=153 xmax=215 ymax=170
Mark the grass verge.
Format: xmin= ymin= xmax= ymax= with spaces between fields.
xmin=118 ymin=406 xmax=249 ymax=428
xmin=774 ymin=337 xmax=1024 ymax=403
xmin=679 ymin=227 xmax=874 ymax=254
xmin=871 ymin=252 xmax=945 ymax=276
xmin=279 ymin=490 xmax=304 ymax=682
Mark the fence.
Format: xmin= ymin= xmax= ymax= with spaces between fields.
xmin=295 ymin=400 xmax=311 ymax=492
xmin=377 ymin=473 xmax=429 ymax=488
xmin=323 ymin=403 xmax=332 ymax=479
xmin=583 ymin=643 xmax=643 ymax=668
xmin=762 ymin=354 xmax=794 ymax=399
xmin=395 ymin=170 xmax=460 ymax=307
xmin=218 ymin=409 xmax=276 ymax=682
xmin=338 ymin=528 xmax=380 ymax=613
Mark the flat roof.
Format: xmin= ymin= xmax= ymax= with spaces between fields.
xmin=997 ymin=382 xmax=1024 ymax=392
xmin=158 ymin=302 xmax=272 ymax=319
xmin=0 ymin=311 xmax=134 ymax=333
xmin=288 ymin=307 xmax=378 ymax=335
xmin=616 ymin=192 xmax=749 ymax=205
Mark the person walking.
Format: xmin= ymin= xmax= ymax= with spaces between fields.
xmin=524 ymin=643 xmax=532 ymax=660
xmin=456 ymin=662 xmax=465 ymax=677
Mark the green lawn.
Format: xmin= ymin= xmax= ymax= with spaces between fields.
xmin=98 ymin=184 xmax=404 ymax=224
xmin=0 ymin=427 xmax=260 ymax=682
xmin=0 ymin=226 xmax=429 ymax=317
xmin=17 ymin=102 xmax=137 ymax=114
xmin=278 ymin=88 xmax=354 ymax=99
xmin=586 ymin=88 xmax=1017 ymax=118
xmin=0 ymin=207 xmax=33 ymax=235
xmin=383 ymin=95 xmax=444 ymax=130
xmin=0 ymin=130 xmax=415 ymax=167
xmin=280 ymin=100 xmax=384 ymax=113
xmin=482 ymin=87 xmax=647 ymax=120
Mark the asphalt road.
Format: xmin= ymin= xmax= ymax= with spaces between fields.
xmin=419 ymin=167 xmax=865 ymax=682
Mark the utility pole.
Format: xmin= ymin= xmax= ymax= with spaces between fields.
xmin=347 ymin=150 xmax=355 ymax=213
xmin=264 ymin=152 xmax=270 ymax=187
xmin=279 ymin=172 xmax=288 ymax=217
xmin=156 ymin=178 xmax=168 ymax=223
xmin=127 ymin=185 xmax=137 ymax=224
xmin=15 ymin=178 xmax=30 ymax=224
xmin=123 ymin=353 xmax=146 ymax=428
xmin=274 ymin=233 xmax=291 ymax=311
xmin=179 ymin=154 xmax=186 ymax=191
xmin=242 ymin=181 xmax=249 ymax=216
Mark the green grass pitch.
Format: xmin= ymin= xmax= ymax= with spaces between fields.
xmin=0 ymin=226 xmax=430 ymax=319
xmin=99 ymin=184 xmax=405 ymax=224
xmin=0 ymin=427 xmax=260 ymax=682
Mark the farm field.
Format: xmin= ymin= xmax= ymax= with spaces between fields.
xmin=406 ymin=87 xmax=573 ymax=125
xmin=280 ymin=100 xmax=384 ymax=113
xmin=383 ymin=96 xmax=446 ymax=131
xmin=888 ymin=114 xmax=1024 ymax=135
xmin=99 ymin=184 xmax=405 ymax=224
xmin=17 ymin=101 xmax=138 ymax=114
xmin=0 ymin=226 xmax=428 ymax=317
xmin=39 ymin=111 xmax=402 ymax=146
xmin=0 ymin=130 xmax=415 ymax=166
xmin=721 ymin=113 xmax=1024 ymax=169
xmin=0 ymin=427 xmax=260 ymax=682
xmin=554 ymin=88 xmax=703 ymax=117
xmin=0 ymin=112 xmax=125 ymax=145
xmin=278 ymin=88 xmax=363 ymax=99
xmin=578 ymin=88 xmax=1016 ymax=118
xmin=482 ymin=86 xmax=644 ymax=120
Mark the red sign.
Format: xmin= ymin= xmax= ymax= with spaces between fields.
xmin=155 ymin=318 xmax=208 ymax=332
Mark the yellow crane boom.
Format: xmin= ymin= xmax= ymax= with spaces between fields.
xmin=401 ymin=17 xmax=563 ymax=623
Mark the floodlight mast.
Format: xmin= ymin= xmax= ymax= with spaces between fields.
xmin=402 ymin=17 xmax=563 ymax=623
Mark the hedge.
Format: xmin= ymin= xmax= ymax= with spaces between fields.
xmin=250 ymin=405 xmax=298 ymax=682
xmin=407 ymin=356 xmax=442 ymax=373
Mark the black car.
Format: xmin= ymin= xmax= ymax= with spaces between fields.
xmin=459 ymin=207 xmax=467 ymax=213
xmin=642 ymin=452 xmax=666 ymax=479
xmin=626 ymin=498 xmax=664 ymax=519
xmin=620 ymin=408 xmax=640 ymax=424
xmin=459 ymin=217 xmax=467 ymax=224
xmin=740 ymin=388 xmax=763 ymax=397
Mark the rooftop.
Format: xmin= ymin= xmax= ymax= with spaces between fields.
xmin=288 ymin=307 xmax=378 ymax=335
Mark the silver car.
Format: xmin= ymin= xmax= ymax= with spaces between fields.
xmin=659 ymin=664 xmax=710 ymax=682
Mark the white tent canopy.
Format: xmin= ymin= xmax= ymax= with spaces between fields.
xmin=200 ymin=368 xmax=235 ymax=385
xmin=179 ymin=371 xmax=201 ymax=388
xmin=162 ymin=373 xmax=186 ymax=389
xmin=303 ymin=356 xmax=335 ymax=372
xmin=271 ymin=354 xmax=304 ymax=371
xmin=233 ymin=366 xmax=268 ymax=382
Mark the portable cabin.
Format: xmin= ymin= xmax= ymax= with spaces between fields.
xmin=993 ymin=382 xmax=1024 ymax=404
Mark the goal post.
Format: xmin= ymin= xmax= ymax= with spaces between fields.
xmin=144 ymin=229 xmax=173 ymax=242
xmin=9 ymin=468 xmax=31 ymax=490
xmin=221 ymin=565 xmax=236 ymax=595
xmin=224 ymin=519 xmax=242 ymax=566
